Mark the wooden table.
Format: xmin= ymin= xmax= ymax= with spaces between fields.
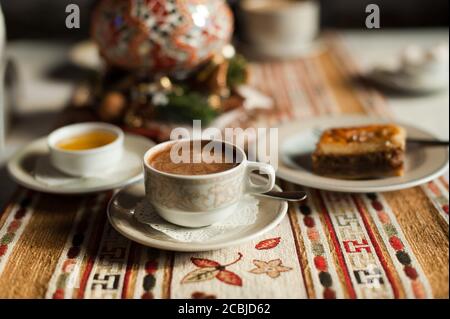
xmin=0 ymin=31 xmax=448 ymax=299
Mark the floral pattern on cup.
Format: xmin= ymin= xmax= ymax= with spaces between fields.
xmin=145 ymin=166 xmax=244 ymax=212
xmin=143 ymin=139 xmax=275 ymax=227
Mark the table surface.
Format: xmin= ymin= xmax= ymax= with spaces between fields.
xmin=0 ymin=30 xmax=448 ymax=299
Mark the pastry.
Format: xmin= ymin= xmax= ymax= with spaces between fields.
xmin=312 ymin=124 xmax=406 ymax=179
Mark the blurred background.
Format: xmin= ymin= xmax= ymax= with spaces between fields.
xmin=0 ymin=0 xmax=448 ymax=205
xmin=1 ymin=0 xmax=449 ymax=40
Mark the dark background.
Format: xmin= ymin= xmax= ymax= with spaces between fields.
xmin=1 ymin=0 xmax=449 ymax=41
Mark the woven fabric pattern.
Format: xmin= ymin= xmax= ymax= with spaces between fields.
xmin=0 ymin=35 xmax=448 ymax=299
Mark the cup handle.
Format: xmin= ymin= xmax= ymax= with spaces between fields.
xmin=245 ymin=161 xmax=276 ymax=194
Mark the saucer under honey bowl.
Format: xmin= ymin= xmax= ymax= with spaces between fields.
xmin=7 ymin=122 xmax=155 ymax=194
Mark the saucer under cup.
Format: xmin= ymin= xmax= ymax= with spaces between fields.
xmin=107 ymin=180 xmax=288 ymax=252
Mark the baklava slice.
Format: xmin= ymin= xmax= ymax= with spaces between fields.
xmin=312 ymin=124 xmax=406 ymax=179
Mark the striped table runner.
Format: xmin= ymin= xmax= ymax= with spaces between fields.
xmin=0 ymin=35 xmax=448 ymax=299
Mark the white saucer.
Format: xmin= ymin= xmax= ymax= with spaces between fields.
xmin=7 ymin=133 xmax=154 ymax=194
xmin=368 ymin=68 xmax=449 ymax=94
xmin=107 ymin=180 xmax=288 ymax=252
xmin=260 ymin=115 xmax=449 ymax=193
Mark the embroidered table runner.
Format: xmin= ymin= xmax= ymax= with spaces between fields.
xmin=0 ymin=35 xmax=448 ymax=299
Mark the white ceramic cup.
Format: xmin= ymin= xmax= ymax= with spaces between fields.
xmin=239 ymin=0 xmax=320 ymax=58
xmin=143 ymin=139 xmax=276 ymax=227
xmin=47 ymin=122 xmax=124 ymax=177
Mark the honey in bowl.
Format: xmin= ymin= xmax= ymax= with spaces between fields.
xmin=56 ymin=130 xmax=117 ymax=151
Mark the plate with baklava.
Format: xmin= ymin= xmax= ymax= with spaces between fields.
xmin=264 ymin=115 xmax=448 ymax=192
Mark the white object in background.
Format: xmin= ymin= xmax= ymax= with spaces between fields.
xmin=369 ymin=43 xmax=449 ymax=94
xmin=69 ymin=40 xmax=102 ymax=70
xmin=235 ymin=85 xmax=273 ymax=110
xmin=239 ymin=0 xmax=321 ymax=58
xmin=402 ymin=43 xmax=449 ymax=79
xmin=0 ymin=5 xmax=6 ymax=151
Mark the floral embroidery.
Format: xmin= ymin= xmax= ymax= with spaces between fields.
xmin=249 ymin=259 xmax=292 ymax=278
xmin=255 ymin=237 xmax=281 ymax=250
xmin=181 ymin=253 xmax=243 ymax=286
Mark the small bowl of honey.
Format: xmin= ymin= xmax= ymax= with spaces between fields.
xmin=47 ymin=122 xmax=124 ymax=176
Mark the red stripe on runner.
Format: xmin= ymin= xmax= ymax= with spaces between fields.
xmin=286 ymin=204 xmax=313 ymax=298
xmin=316 ymin=190 xmax=357 ymax=299
xmin=439 ymin=176 xmax=449 ymax=191
xmin=304 ymin=59 xmax=335 ymax=115
xmin=163 ymin=252 xmax=175 ymax=299
xmin=271 ymin=63 xmax=295 ymax=120
xmin=77 ymin=255 xmax=95 ymax=299
xmin=352 ymin=195 xmax=401 ymax=299
xmin=297 ymin=61 xmax=323 ymax=116
xmin=121 ymin=242 xmax=138 ymax=299
xmin=262 ymin=64 xmax=284 ymax=123
xmin=76 ymin=192 xmax=111 ymax=299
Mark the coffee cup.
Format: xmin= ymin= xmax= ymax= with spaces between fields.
xmin=143 ymin=139 xmax=276 ymax=227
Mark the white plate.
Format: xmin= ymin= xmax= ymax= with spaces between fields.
xmin=7 ymin=134 xmax=154 ymax=194
xmin=259 ymin=115 xmax=449 ymax=193
xmin=107 ymin=180 xmax=288 ymax=252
